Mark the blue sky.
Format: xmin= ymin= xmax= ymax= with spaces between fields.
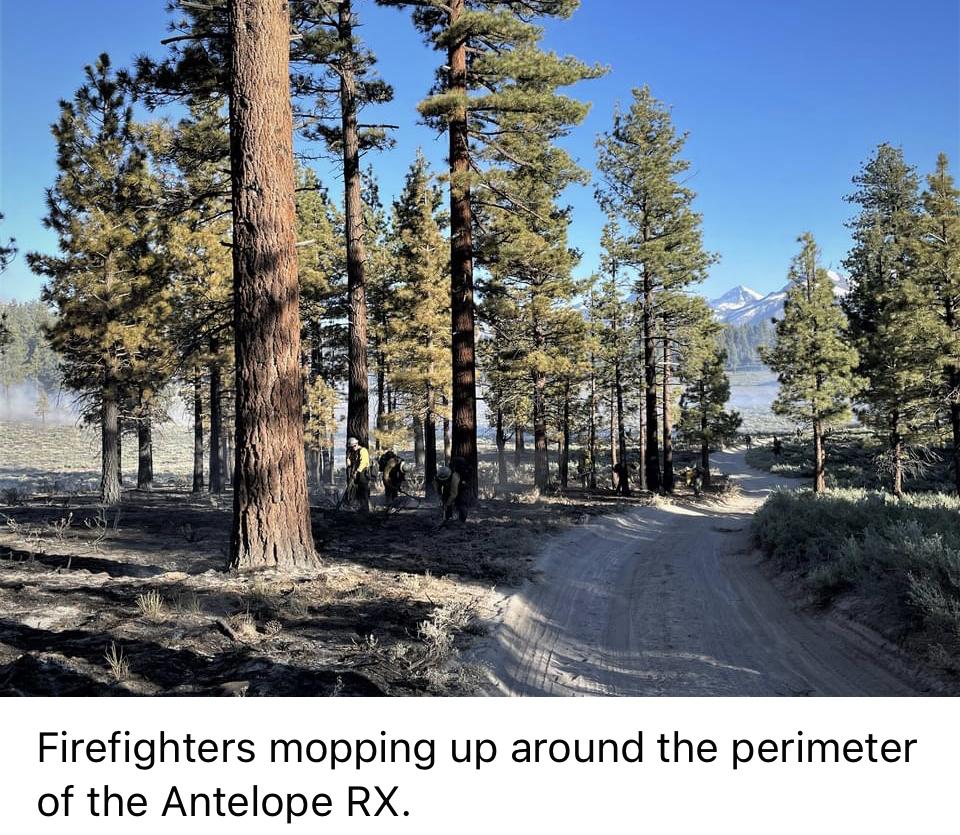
xmin=1 ymin=0 xmax=957 ymax=303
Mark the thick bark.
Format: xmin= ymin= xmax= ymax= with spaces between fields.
xmin=339 ymin=1 xmax=370 ymax=449
xmin=514 ymin=418 xmax=524 ymax=467
xmin=413 ymin=413 xmax=425 ymax=467
xmin=643 ymin=276 xmax=661 ymax=491
xmin=228 ymin=0 xmax=316 ymax=570
xmin=662 ymin=338 xmax=674 ymax=494
xmin=137 ymin=389 xmax=153 ymax=491
xmin=192 ymin=367 xmax=204 ymax=494
xmin=209 ymin=354 xmax=223 ymax=494
xmin=100 ymin=384 xmax=121 ymax=505
xmin=813 ymin=416 xmax=825 ymax=493
xmin=495 ymin=406 xmax=508 ymax=487
xmin=447 ymin=0 xmax=478 ymax=494
xmin=424 ymin=382 xmax=438 ymax=495
xmin=533 ymin=369 xmax=548 ymax=490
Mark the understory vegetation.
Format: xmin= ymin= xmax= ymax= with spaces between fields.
xmin=753 ymin=488 xmax=960 ymax=674
xmin=746 ymin=431 xmax=957 ymax=493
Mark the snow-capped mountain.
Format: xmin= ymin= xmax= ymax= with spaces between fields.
xmin=710 ymin=271 xmax=849 ymax=325
xmin=708 ymin=285 xmax=764 ymax=317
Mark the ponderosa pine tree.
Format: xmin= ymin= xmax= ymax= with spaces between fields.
xmin=137 ymin=2 xmax=394 ymax=453
xmin=296 ymin=165 xmax=348 ymax=485
xmin=916 ymin=154 xmax=960 ymax=495
xmin=376 ymin=0 xmax=601 ymax=494
xmin=476 ymin=120 xmax=587 ymax=491
xmin=387 ymin=152 xmax=450 ymax=490
xmin=596 ymin=86 xmax=714 ymax=493
xmin=592 ymin=225 xmax=636 ymax=494
xmin=227 ymin=0 xmax=316 ymax=570
xmin=761 ymin=233 xmax=860 ymax=492
xmin=29 ymin=54 xmax=162 ymax=506
xmin=678 ymin=325 xmax=741 ymax=488
xmin=293 ymin=1 xmax=394 ymax=449
xmin=843 ymin=144 xmax=933 ymax=496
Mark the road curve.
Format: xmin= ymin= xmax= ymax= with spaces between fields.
xmin=474 ymin=450 xmax=923 ymax=696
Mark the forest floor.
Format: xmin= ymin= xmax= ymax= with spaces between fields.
xmin=0 ymin=478 xmax=651 ymax=696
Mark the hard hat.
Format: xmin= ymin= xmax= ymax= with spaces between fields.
xmin=347 ymin=436 xmax=359 ymax=448
xmin=436 ymin=465 xmax=452 ymax=480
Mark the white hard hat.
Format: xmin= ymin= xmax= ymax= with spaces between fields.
xmin=347 ymin=436 xmax=359 ymax=448
xmin=436 ymin=465 xmax=452 ymax=480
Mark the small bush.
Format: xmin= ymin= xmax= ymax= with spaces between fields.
xmin=753 ymin=488 xmax=960 ymax=671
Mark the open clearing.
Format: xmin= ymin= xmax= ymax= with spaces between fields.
xmin=473 ymin=450 xmax=943 ymax=696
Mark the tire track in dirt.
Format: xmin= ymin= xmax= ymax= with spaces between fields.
xmin=474 ymin=450 xmax=923 ymax=696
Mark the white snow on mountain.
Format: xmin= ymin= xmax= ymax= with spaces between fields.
xmin=710 ymin=271 xmax=849 ymax=325
xmin=708 ymin=285 xmax=764 ymax=316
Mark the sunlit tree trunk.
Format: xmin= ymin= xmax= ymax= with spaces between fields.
xmin=228 ymin=0 xmax=316 ymax=570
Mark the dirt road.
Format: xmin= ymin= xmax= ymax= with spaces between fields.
xmin=475 ymin=450 xmax=923 ymax=696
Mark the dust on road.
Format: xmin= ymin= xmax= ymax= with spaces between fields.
xmin=475 ymin=450 xmax=925 ymax=696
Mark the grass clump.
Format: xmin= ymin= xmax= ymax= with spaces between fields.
xmin=135 ymin=590 xmax=166 ymax=623
xmin=753 ymin=488 xmax=960 ymax=672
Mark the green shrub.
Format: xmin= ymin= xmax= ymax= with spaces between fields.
xmin=753 ymin=488 xmax=960 ymax=671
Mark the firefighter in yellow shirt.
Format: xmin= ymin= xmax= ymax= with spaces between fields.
xmin=346 ymin=436 xmax=370 ymax=512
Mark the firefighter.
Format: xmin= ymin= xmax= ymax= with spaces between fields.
xmin=434 ymin=458 xmax=469 ymax=525
xmin=378 ymin=449 xmax=406 ymax=508
xmin=346 ymin=436 xmax=370 ymax=512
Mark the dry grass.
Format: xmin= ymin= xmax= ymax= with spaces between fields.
xmin=104 ymin=642 xmax=129 ymax=682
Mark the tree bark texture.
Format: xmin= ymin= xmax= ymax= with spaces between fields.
xmin=447 ymin=0 xmax=478 ymax=495
xmin=228 ymin=0 xmax=317 ymax=570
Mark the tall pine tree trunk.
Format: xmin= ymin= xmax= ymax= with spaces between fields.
xmin=813 ymin=415 xmax=825 ymax=493
xmin=116 ymin=414 xmax=123 ymax=487
xmin=615 ymin=362 xmax=629 ymax=496
xmin=209 ymin=353 xmax=223 ymax=494
xmin=514 ymin=416 xmax=524 ymax=467
xmin=610 ymin=386 xmax=618 ymax=489
xmin=340 ymin=1 xmax=370 ymax=449
xmin=700 ymin=380 xmax=711 ymax=488
xmin=447 ymin=0 xmax=478 ymax=494
xmin=228 ymin=0 xmax=316 ymax=570
xmin=425 ymin=381 xmax=438 ymax=496
xmin=533 ymin=369 xmax=548 ymax=490
xmin=561 ymin=382 xmax=571 ymax=489
xmin=662 ymin=338 xmax=674 ymax=493
xmin=192 ymin=366 xmax=204 ymax=494
xmin=890 ymin=414 xmax=904 ymax=497
xmin=946 ymin=296 xmax=960 ymax=495
xmin=643 ymin=276 xmax=661 ymax=490
xmin=638 ymin=376 xmax=647 ymax=491
xmin=413 ymin=413 xmax=425 ymax=467
xmin=137 ymin=388 xmax=153 ymax=491
xmin=496 ymin=406 xmax=508 ymax=487
xmin=100 ymin=383 xmax=121 ymax=505
xmin=588 ymin=359 xmax=597 ymax=488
